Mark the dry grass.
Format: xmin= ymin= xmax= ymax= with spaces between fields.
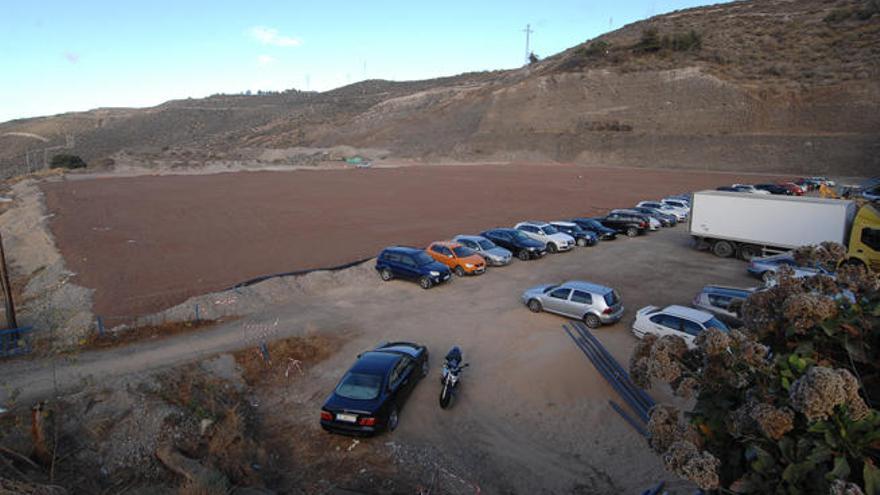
xmin=84 ymin=318 xmax=227 ymax=350
xmin=233 ymin=333 xmax=345 ymax=385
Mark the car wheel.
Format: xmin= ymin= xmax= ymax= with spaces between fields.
xmin=379 ymin=268 xmax=393 ymax=281
xmin=712 ymin=240 xmax=735 ymax=258
xmin=583 ymin=314 xmax=601 ymax=329
xmin=626 ymin=227 xmax=639 ymax=237
xmin=421 ymin=358 xmax=429 ymax=377
xmin=527 ymin=299 xmax=542 ymax=313
xmin=454 ymin=265 xmax=466 ymax=277
xmin=387 ymin=407 xmax=399 ymax=432
xmin=576 ymin=238 xmax=587 ymax=247
xmin=419 ymin=276 xmax=433 ymax=290
xmin=517 ymin=250 xmax=530 ymax=261
xmin=739 ymin=244 xmax=760 ymax=261
xmin=548 ymin=243 xmax=558 ymax=253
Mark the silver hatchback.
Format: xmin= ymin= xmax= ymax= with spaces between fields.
xmin=452 ymin=235 xmax=512 ymax=266
xmin=521 ymin=280 xmax=624 ymax=328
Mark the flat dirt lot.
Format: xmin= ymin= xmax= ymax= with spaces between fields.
xmin=2 ymin=225 xmax=759 ymax=493
xmin=40 ymin=163 xmax=786 ymax=319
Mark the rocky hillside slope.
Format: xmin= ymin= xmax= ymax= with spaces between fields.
xmin=1 ymin=0 xmax=878 ymax=176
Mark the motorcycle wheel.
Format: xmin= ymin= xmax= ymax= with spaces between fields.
xmin=439 ymin=383 xmax=452 ymax=409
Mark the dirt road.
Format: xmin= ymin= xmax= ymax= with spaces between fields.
xmin=40 ymin=163 xmax=786 ymax=320
xmin=1 ymin=226 xmax=757 ymax=493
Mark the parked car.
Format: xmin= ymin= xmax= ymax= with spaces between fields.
xmin=611 ymin=209 xmax=660 ymax=230
xmin=636 ymin=201 xmax=687 ymax=221
xmin=375 ymin=246 xmax=452 ymax=289
xmin=321 ymin=341 xmax=429 ymax=435
xmin=778 ymin=182 xmax=805 ymax=196
xmin=660 ymin=199 xmax=691 ymax=216
xmin=521 ymin=280 xmax=623 ymax=328
xmin=549 ymin=221 xmax=598 ymax=247
xmin=807 ymin=176 xmax=836 ymax=187
xmin=426 ymin=241 xmax=486 ymax=277
xmin=631 ymin=206 xmax=677 ymax=227
xmin=480 ymin=228 xmax=547 ymax=261
xmin=746 ymin=252 xmax=828 ymax=282
xmin=570 ymin=218 xmax=618 ymax=240
xmin=452 ymin=235 xmax=512 ymax=266
xmin=716 ymin=186 xmax=741 ymax=192
xmin=795 ymin=178 xmax=820 ymax=191
xmin=754 ymin=183 xmax=792 ymax=195
xmin=731 ymin=184 xmax=771 ymax=195
xmin=632 ymin=305 xmax=729 ymax=348
xmin=599 ymin=213 xmax=648 ymax=237
xmin=692 ymin=285 xmax=755 ymax=327
xmin=665 ymin=194 xmax=691 ymax=204
xmin=514 ymin=221 xmax=576 ymax=253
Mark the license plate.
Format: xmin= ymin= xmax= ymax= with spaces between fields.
xmin=336 ymin=413 xmax=357 ymax=423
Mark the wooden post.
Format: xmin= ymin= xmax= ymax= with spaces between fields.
xmin=0 ymin=231 xmax=17 ymax=330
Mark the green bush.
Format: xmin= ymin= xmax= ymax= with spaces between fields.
xmin=50 ymin=154 xmax=87 ymax=170
xmin=633 ymin=28 xmax=702 ymax=53
xmin=634 ymin=28 xmax=663 ymax=53
xmin=631 ymin=242 xmax=880 ymax=493
xmin=825 ymin=8 xmax=853 ymax=23
xmin=582 ymin=40 xmax=611 ymax=57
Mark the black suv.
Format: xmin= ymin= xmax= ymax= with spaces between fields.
xmin=570 ymin=218 xmax=617 ymax=240
xmin=598 ymin=213 xmax=647 ymax=237
xmin=375 ymin=246 xmax=452 ymax=289
xmin=754 ymin=184 xmax=792 ymax=195
xmin=480 ymin=228 xmax=547 ymax=261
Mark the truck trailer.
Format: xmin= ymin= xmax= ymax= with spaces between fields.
xmin=688 ymin=191 xmax=880 ymax=270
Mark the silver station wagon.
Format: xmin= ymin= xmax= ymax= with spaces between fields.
xmin=521 ymin=280 xmax=624 ymax=328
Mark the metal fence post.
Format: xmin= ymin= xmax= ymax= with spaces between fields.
xmin=96 ymin=316 xmax=104 ymax=336
xmin=194 ymin=304 xmax=200 ymax=323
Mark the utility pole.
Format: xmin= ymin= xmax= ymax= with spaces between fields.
xmin=0 ymin=232 xmax=17 ymax=329
xmin=523 ymin=24 xmax=534 ymax=64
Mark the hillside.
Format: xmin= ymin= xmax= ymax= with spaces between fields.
xmin=1 ymin=0 xmax=878 ymax=177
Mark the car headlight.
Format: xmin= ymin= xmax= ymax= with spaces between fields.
xmin=429 ymin=271 xmax=440 ymax=277
xmin=527 ymin=247 xmax=536 ymax=251
xmin=465 ymin=263 xmax=474 ymax=268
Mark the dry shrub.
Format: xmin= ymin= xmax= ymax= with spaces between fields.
xmin=234 ymin=333 xmax=344 ymax=385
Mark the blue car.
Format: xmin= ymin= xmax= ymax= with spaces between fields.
xmin=569 ymin=218 xmax=618 ymax=241
xmin=375 ymin=246 xmax=452 ymax=289
xmin=321 ymin=341 xmax=429 ymax=436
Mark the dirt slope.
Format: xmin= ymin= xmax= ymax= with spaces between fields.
xmin=2 ymin=0 xmax=878 ymax=176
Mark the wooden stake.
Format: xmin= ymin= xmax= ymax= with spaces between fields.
xmin=0 ymin=231 xmax=17 ymax=330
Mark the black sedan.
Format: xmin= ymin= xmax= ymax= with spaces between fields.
xmin=569 ymin=218 xmax=618 ymax=240
xmin=755 ymin=183 xmax=792 ymax=195
xmin=321 ymin=341 xmax=429 ymax=436
xmin=480 ymin=228 xmax=547 ymax=260
xmin=631 ymin=206 xmax=677 ymax=227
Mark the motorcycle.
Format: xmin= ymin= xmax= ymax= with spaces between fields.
xmin=439 ymin=346 xmax=468 ymax=409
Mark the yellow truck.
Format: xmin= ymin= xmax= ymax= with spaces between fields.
xmin=689 ymin=191 xmax=880 ymax=271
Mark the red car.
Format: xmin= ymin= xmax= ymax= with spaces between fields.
xmin=778 ymin=182 xmax=805 ymax=196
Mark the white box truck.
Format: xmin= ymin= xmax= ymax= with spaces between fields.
xmin=689 ymin=191 xmax=858 ymax=260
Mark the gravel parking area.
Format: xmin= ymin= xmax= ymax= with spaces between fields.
xmin=39 ymin=163 xmax=785 ymax=319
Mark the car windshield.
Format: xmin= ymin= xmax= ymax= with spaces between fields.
xmin=335 ymin=372 xmax=382 ymax=400
xmin=478 ymin=239 xmax=495 ymax=250
xmin=413 ymin=252 xmax=435 ymax=265
xmin=604 ymin=290 xmax=620 ymax=306
xmin=512 ymin=231 xmax=531 ymax=242
xmin=542 ymin=285 xmax=558 ymax=294
xmin=542 ymin=225 xmax=558 ymax=234
xmin=453 ymin=246 xmax=475 ymax=257
xmin=704 ymin=317 xmax=730 ymax=332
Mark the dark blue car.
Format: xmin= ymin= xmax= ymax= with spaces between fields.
xmin=375 ymin=246 xmax=452 ymax=289
xmin=569 ymin=218 xmax=618 ymax=241
xmin=480 ymin=228 xmax=546 ymax=261
xmin=321 ymin=341 xmax=429 ymax=436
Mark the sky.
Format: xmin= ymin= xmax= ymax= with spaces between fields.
xmin=0 ymin=0 xmax=725 ymax=123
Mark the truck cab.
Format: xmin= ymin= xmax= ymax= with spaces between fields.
xmin=847 ymin=203 xmax=880 ymax=272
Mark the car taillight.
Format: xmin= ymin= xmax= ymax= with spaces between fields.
xmin=320 ymin=410 xmax=332 ymax=421
xmin=358 ymin=417 xmax=377 ymax=426
xmin=603 ymin=307 xmax=613 ymax=314
xmin=640 ymin=222 xmax=646 ymax=228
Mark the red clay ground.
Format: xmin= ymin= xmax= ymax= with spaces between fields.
xmin=40 ymin=163 xmax=788 ymax=319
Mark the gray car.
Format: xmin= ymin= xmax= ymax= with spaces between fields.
xmin=691 ymin=285 xmax=755 ymax=327
xmin=521 ymin=280 xmax=624 ymax=328
xmin=452 ymin=235 xmax=512 ymax=266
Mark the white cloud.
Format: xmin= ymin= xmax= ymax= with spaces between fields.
xmin=249 ymin=26 xmax=301 ymax=47
xmin=257 ymin=54 xmax=275 ymax=65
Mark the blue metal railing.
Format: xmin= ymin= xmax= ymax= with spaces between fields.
xmin=0 ymin=326 xmax=34 ymax=357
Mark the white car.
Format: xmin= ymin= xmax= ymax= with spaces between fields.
xmin=632 ymin=305 xmax=729 ymax=349
xmin=515 ymin=221 xmax=575 ymax=253
xmin=732 ymin=184 xmax=771 ymax=195
xmin=660 ymin=199 xmax=690 ymax=213
xmin=636 ymin=201 xmax=687 ymax=221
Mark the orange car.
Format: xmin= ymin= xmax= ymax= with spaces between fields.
xmin=426 ymin=241 xmax=486 ymax=276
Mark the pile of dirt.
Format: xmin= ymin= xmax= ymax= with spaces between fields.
xmin=0 ymin=179 xmax=93 ymax=347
